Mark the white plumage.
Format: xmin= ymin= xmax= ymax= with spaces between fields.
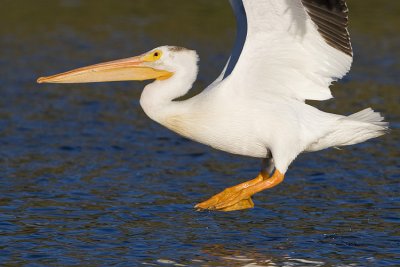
xmin=226 ymin=0 xmax=352 ymax=102
xmin=38 ymin=0 xmax=388 ymax=211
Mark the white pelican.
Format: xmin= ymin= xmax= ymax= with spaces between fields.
xmin=38 ymin=0 xmax=388 ymax=211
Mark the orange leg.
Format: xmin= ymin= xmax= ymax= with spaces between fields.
xmin=195 ymin=170 xmax=268 ymax=211
xmin=195 ymin=169 xmax=284 ymax=212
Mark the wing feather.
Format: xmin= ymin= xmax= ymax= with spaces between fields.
xmin=302 ymin=0 xmax=352 ymax=56
xmin=221 ymin=0 xmax=353 ymax=102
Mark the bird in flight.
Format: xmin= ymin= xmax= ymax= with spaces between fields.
xmin=38 ymin=0 xmax=388 ymax=211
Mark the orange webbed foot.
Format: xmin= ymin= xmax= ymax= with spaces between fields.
xmin=195 ymin=170 xmax=284 ymax=212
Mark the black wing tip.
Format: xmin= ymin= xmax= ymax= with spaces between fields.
xmin=303 ymin=0 xmax=348 ymax=12
xmin=302 ymin=0 xmax=353 ymax=56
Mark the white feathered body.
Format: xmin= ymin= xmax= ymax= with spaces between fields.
xmin=140 ymin=50 xmax=386 ymax=173
xmin=37 ymin=0 xmax=388 ymax=176
xmin=139 ymin=0 xmax=388 ymax=174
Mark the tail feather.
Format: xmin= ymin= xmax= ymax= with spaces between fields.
xmin=308 ymin=108 xmax=388 ymax=151
xmin=338 ymin=108 xmax=388 ymax=147
xmin=347 ymin=108 xmax=387 ymax=127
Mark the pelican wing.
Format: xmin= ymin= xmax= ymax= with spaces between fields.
xmin=223 ymin=0 xmax=353 ymax=101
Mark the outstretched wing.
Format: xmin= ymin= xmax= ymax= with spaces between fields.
xmin=220 ymin=0 xmax=353 ymax=101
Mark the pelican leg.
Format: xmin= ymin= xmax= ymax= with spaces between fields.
xmin=195 ymin=171 xmax=268 ymax=211
xmin=195 ymin=158 xmax=278 ymax=211
xmin=212 ymin=170 xmax=284 ymax=211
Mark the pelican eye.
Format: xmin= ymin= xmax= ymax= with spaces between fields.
xmin=143 ymin=50 xmax=163 ymax=62
xmin=152 ymin=50 xmax=162 ymax=61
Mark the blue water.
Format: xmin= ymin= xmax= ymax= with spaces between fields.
xmin=1 ymin=1 xmax=399 ymax=266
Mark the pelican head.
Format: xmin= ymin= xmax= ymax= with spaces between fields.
xmin=37 ymin=46 xmax=198 ymax=84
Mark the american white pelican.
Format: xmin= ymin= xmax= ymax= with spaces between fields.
xmin=38 ymin=0 xmax=388 ymax=211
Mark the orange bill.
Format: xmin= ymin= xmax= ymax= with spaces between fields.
xmin=37 ymin=56 xmax=172 ymax=84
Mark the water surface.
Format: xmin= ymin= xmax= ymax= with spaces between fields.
xmin=0 ymin=1 xmax=399 ymax=266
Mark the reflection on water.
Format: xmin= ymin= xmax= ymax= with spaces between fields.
xmin=150 ymin=253 xmax=326 ymax=267
xmin=0 ymin=0 xmax=399 ymax=266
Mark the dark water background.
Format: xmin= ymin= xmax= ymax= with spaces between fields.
xmin=1 ymin=0 xmax=399 ymax=266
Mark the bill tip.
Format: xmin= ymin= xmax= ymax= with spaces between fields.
xmin=37 ymin=77 xmax=46 ymax=84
